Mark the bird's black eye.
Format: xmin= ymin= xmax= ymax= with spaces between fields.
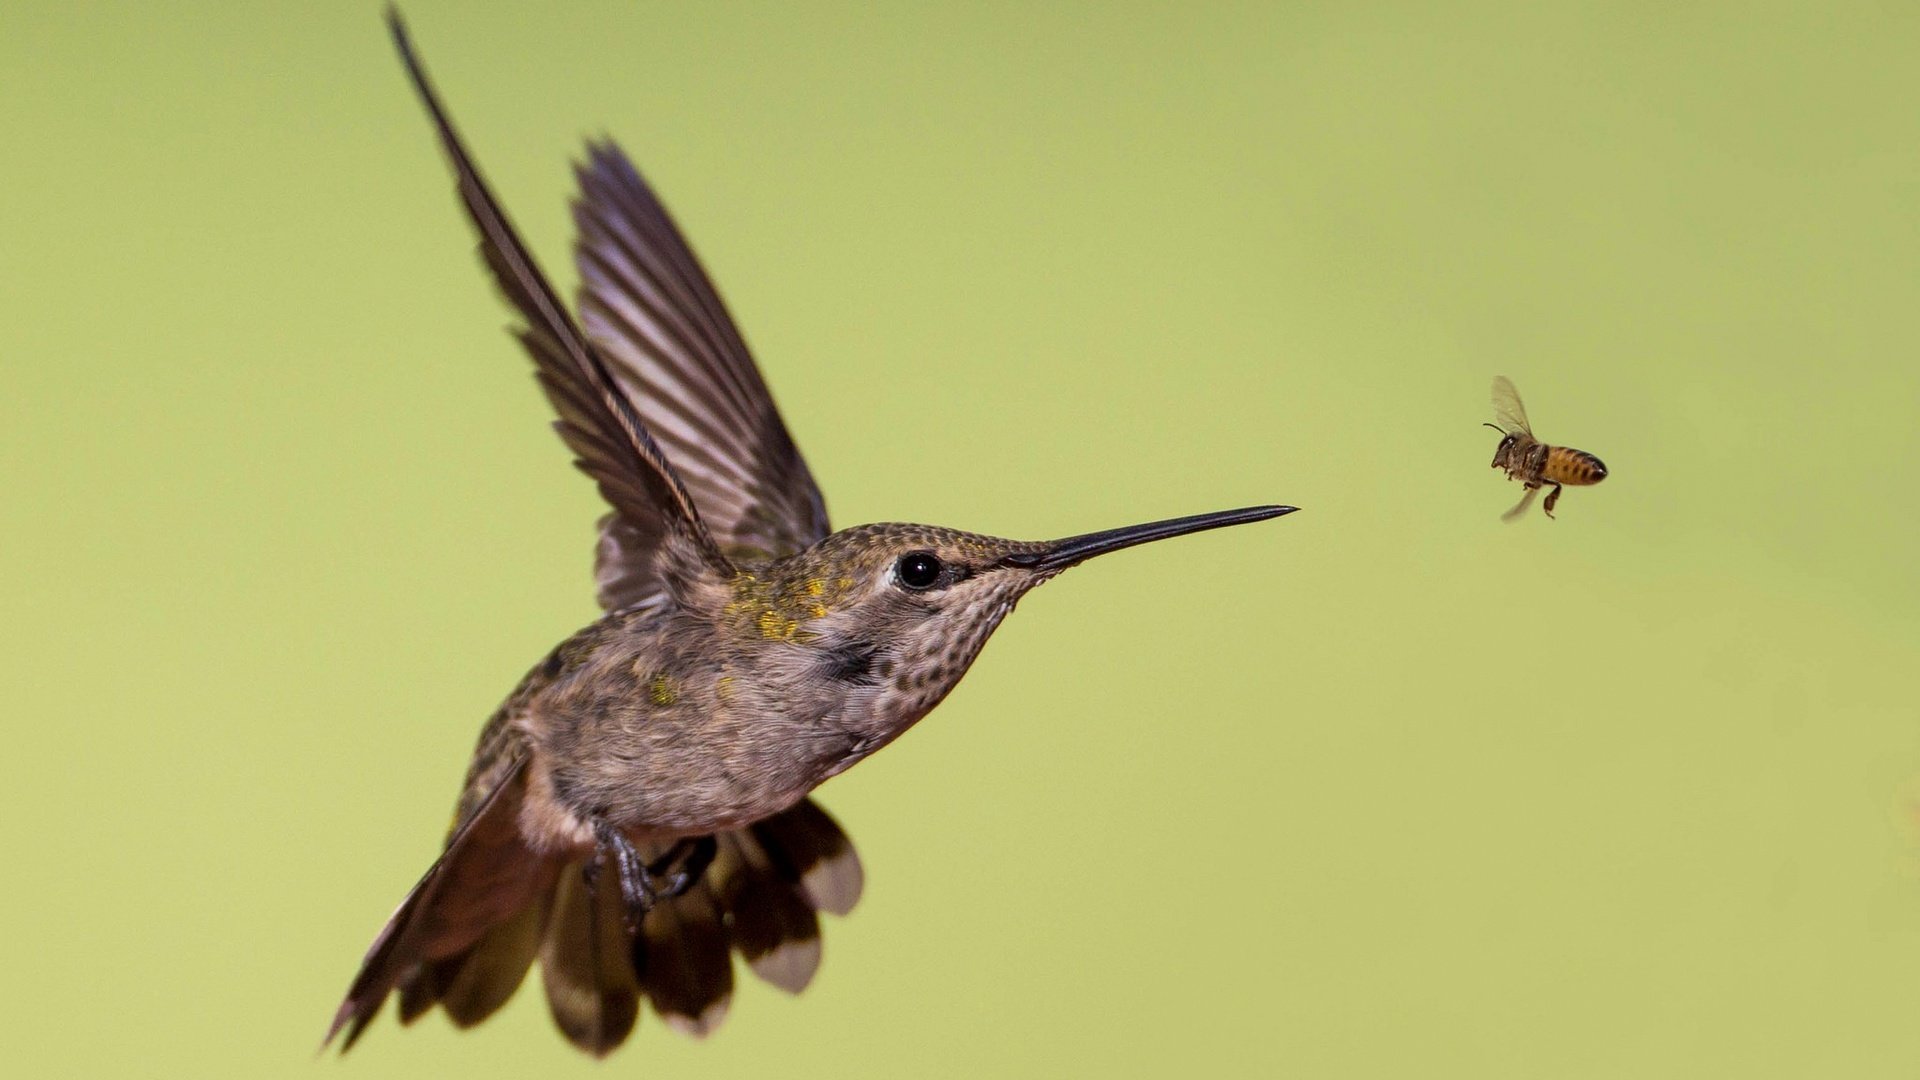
xmin=895 ymin=551 xmax=943 ymax=590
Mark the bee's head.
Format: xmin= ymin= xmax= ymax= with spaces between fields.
xmin=1483 ymin=423 xmax=1518 ymax=468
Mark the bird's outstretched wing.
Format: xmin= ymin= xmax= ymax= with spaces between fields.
xmin=388 ymin=10 xmax=732 ymax=601
xmin=573 ymin=143 xmax=830 ymax=608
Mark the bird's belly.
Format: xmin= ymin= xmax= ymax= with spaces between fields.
xmin=607 ymin=756 xmax=821 ymax=837
xmin=533 ymin=702 xmax=850 ymax=841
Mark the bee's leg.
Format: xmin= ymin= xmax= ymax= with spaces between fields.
xmin=1543 ymin=482 xmax=1563 ymax=517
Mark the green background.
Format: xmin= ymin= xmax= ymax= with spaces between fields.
xmin=4 ymin=2 xmax=1916 ymax=1075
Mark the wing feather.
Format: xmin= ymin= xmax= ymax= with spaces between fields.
xmin=388 ymin=11 xmax=732 ymax=604
xmin=573 ymin=141 xmax=831 ymax=588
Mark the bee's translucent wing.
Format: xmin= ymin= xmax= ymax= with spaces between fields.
xmin=1490 ymin=376 xmax=1532 ymax=436
xmin=1501 ymin=485 xmax=1539 ymax=523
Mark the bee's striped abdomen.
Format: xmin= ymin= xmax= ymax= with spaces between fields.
xmin=1545 ymin=446 xmax=1607 ymax=486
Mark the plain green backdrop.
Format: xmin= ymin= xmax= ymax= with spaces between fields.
xmin=3 ymin=1 xmax=1917 ymax=1076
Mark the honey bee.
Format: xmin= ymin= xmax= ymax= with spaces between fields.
xmin=1485 ymin=376 xmax=1607 ymax=521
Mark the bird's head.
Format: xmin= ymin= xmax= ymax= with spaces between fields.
xmin=725 ymin=506 xmax=1297 ymax=729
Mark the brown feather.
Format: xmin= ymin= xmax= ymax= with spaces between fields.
xmin=712 ymin=831 xmax=822 ymax=993
xmin=572 ymin=139 xmax=831 ymax=601
xmin=752 ymin=799 xmax=865 ymax=917
xmin=540 ymin=864 xmax=641 ymax=1057
xmin=394 ymin=955 xmax=456 ymax=1025
xmin=636 ymin=880 xmax=734 ymax=1037
xmin=325 ymin=760 xmax=542 ymax=1051
xmin=386 ymin=10 xmax=733 ymax=603
xmin=440 ymin=863 xmax=557 ymax=1026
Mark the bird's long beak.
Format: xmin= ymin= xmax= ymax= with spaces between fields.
xmin=1002 ymin=505 xmax=1298 ymax=573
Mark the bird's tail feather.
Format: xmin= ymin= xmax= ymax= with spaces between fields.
xmin=326 ymin=794 xmax=864 ymax=1056
xmin=324 ymin=760 xmax=549 ymax=1051
xmin=540 ymin=860 xmax=641 ymax=1054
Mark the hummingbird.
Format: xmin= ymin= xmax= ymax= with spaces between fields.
xmin=327 ymin=9 xmax=1297 ymax=1057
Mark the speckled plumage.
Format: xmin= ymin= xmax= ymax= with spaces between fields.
xmin=511 ymin=526 xmax=1055 ymax=850
xmin=328 ymin=11 xmax=1293 ymax=1059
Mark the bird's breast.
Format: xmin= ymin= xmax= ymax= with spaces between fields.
xmin=527 ymin=640 xmax=864 ymax=838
